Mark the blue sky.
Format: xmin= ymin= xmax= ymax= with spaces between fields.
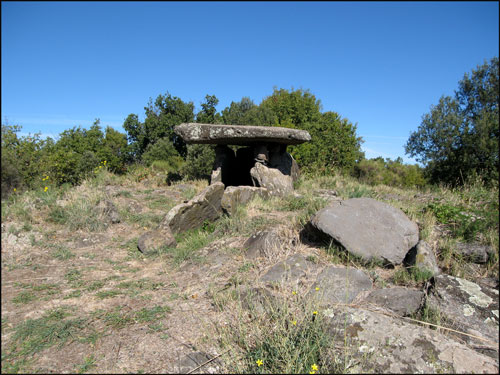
xmin=2 ymin=1 xmax=498 ymax=163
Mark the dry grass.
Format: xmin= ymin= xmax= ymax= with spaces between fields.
xmin=1 ymin=170 xmax=498 ymax=373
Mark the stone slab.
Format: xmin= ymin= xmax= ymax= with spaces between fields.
xmin=174 ymin=123 xmax=311 ymax=145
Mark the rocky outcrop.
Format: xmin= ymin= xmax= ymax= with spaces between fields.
xmin=250 ymin=162 xmax=293 ymax=197
xmin=161 ymin=182 xmax=224 ymax=233
xmin=324 ymin=306 xmax=498 ymax=373
xmin=426 ymin=274 xmax=499 ymax=345
xmin=174 ymin=123 xmax=311 ymax=145
xmin=310 ymin=198 xmax=419 ymax=265
xmin=221 ymin=186 xmax=269 ymax=215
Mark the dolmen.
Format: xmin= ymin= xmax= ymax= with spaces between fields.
xmin=151 ymin=123 xmax=311 ymax=236
xmin=174 ymin=123 xmax=311 ymax=196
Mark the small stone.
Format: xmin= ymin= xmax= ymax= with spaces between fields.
xmin=454 ymin=242 xmax=494 ymax=264
xmin=260 ymin=254 xmax=318 ymax=286
xmin=174 ymin=351 xmax=221 ymax=374
xmin=404 ymin=240 xmax=441 ymax=276
xmin=243 ymin=231 xmax=280 ymax=259
xmin=137 ymin=228 xmax=176 ymax=255
xmin=97 ymin=199 xmax=121 ymax=223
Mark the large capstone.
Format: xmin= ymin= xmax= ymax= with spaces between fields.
xmin=174 ymin=123 xmax=311 ymax=145
xmin=310 ymin=198 xmax=419 ymax=265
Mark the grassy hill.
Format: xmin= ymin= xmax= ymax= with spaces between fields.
xmin=1 ymin=168 xmax=498 ymax=373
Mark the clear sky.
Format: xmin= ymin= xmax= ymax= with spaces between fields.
xmin=2 ymin=1 xmax=499 ymax=163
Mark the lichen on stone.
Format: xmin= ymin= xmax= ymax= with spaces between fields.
xmin=453 ymin=276 xmax=493 ymax=308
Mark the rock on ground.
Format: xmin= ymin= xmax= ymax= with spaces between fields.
xmin=161 ymin=182 xmax=224 ymax=234
xmin=310 ymin=198 xmax=419 ymax=265
xmin=404 ymin=240 xmax=441 ymax=276
xmin=260 ymin=254 xmax=319 ymax=286
xmin=323 ymin=306 xmax=498 ymax=373
xmin=243 ymin=230 xmax=281 ymax=259
xmin=96 ymin=199 xmax=121 ymax=224
xmin=308 ymin=266 xmax=373 ymax=305
xmin=221 ymin=186 xmax=269 ymax=215
xmin=172 ymin=351 xmax=222 ymax=374
xmin=455 ymin=242 xmax=495 ymax=264
xmin=238 ymin=287 xmax=278 ymax=316
xmin=250 ymin=162 xmax=293 ymax=197
xmin=363 ymin=287 xmax=425 ymax=316
xmin=426 ymin=274 xmax=499 ymax=345
xmin=137 ymin=228 xmax=176 ymax=255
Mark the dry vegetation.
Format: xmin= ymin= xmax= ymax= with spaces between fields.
xmin=1 ymin=167 xmax=498 ymax=373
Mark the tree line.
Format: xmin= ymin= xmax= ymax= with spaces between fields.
xmin=2 ymin=57 xmax=498 ymax=198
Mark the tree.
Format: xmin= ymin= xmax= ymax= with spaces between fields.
xmin=260 ymin=87 xmax=322 ymax=128
xmin=290 ymin=111 xmax=364 ymax=173
xmin=123 ymin=92 xmax=195 ymax=159
xmin=405 ymin=57 xmax=499 ymax=185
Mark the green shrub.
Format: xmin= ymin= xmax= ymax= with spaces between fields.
xmin=352 ymin=157 xmax=427 ymax=188
xmin=181 ymin=144 xmax=215 ymax=181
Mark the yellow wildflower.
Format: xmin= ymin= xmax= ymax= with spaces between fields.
xmin=256 ymin=359 xmax=263 ymax=367
xmin=315 ymin=287 xmax=320 ymax=291
xmin=292 ymin=291 xmax=297 ymax=295
xmin=313 ymin=311 xmax=318 ymax=315
xmin=309 ymin=371 xmax=316 ymax=374
xmin=44 ymin=186 xmax=48 ymax=192
xmin=292 ymin=320 xmax=297 ymax=326
xmin=311 ymin=364 xmax=319 ymax=371
xmin=13 ymin=188 xmax=16 ymax=192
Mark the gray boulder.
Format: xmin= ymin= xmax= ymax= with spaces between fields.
xmin=221 ymin=186 xmax=269 ymax=215
xmin=161 ymin=182 xmax=224 ymax=233
xmin=404 ymin=240 xmax=441 ymax=276
xmin=310 ymin=198 xmax=419 ymax=265
xmin=174 ymin=123 xmax=311 ymax=145
xmin=426 ymin=274 xmax=499 ymax=345
xmin=250 ymin=162 xmax=293 ymax=197
xmin=308 ymin=266 xmax=372 ymax=305
xmin=363 ymin=287 xmax=425 ymax=316
xmin=137 ymin=228 xmax=176 ymax=255
xmin=323 ymin=306 xmax=498 ymax=373
xmin=243 ymin=230 xmax=281 ymax=259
